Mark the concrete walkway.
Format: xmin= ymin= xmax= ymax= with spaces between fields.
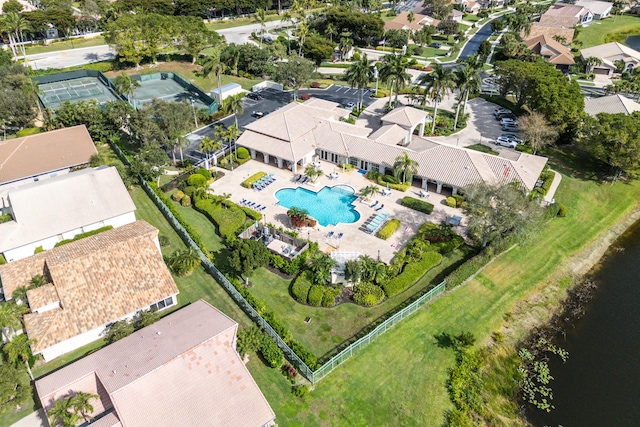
xmin=10 ymin=409 xmax=47 ymax=427
xmin=544 ymin=170 xmax=562 ymax=205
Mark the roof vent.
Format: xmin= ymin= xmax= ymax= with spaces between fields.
xmin=112 ymin=370 xmax=116 ymax=374
xmin=157 ymin=331 xmax=161 ymax=335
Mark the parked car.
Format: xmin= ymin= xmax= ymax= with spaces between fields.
xmin=431 ymin=42 xmax=442 ymax=48
xmin=344 ymin=101 xmax=356 ymax=110
xmin=493 ymin=108 xmax=511 ymax=117
xmin=495 ymin=136 xmax=518 ymax=148
xmin=495 ymin=112 xmax=517 ymax=120
xmin=247 ymin=92 xmax=262 ymax=100
xmin=502 ymin=123 xmax=520 ymax=132
xmin=499 ymin=133 xmax=523 ymax=144
xmin=251 ymin=111 xmax=265 ymax=118
xmin=500 ymin=117 xmax=519 ymax=126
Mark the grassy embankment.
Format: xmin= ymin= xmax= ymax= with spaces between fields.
xmin=24 ymin=36 xmax=106 ymax=55
xmin=576 ymin=14 xmax=640 ymax=48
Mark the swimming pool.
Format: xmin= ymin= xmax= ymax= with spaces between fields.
xmin=275 ymin=185 xmax=360 ymax=227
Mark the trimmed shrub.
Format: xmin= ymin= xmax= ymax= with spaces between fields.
xmin=382 ymin=174 xmax=400 ymax=185
xmin=419 ymin=222 xmax=464 ymax=253
xmin=377 ymin=219 xmax=401 ymax=240
xmin=446 ymin=251 xmax=488 ymax=289
xmin=0 ymin=254 xmax=6 ymax=265
xmin=546 ymin=203 xmax=560 ymax=218
xmin=452 ymin=194 xmax=466 ymax=208
xmin=383 ymin=251 xmax=442 ymax=297
xmin=292 ymin=385 xmax=310 ymax=398
xmin=242 ymin=172 xmax=267 ymax=188
xmin=0 ymin=213 xmax=12 ymax=224
xmin=55 ymin=226 xmax=114 ymax=247
xmin=182 ymin=186 xmax=196 ymax=197
xmin=236 ymin=147 xmax=250 ymax=160
xmin=194 ymin=198 xmax=246 ymax=239
xmin=180 ymin=195 xmax=192 ymax=207
xmin=291 ymin=272 xmax=313 ymax=303
xmin=195 ymin=168 xmax=212 ymax=179
xmin=322 ymin=287 xmax=341 ymax=307
xmin=16 ymin=127 xmax=41 ymax=137
xmin=260 ymin=335 xmax=284 ymax=368
xmin=236 ymin=326 xmax=263 ymax=356
xmin=34 ymin=246 xmax=44 ymax=254
xmin=308 ymin=285 xmax=325 ymax=306
xmin=401 ymin=197 xmax=434 ymax=214
xmin=242 ymin=206 xmax=263 ymax=222
xmin=557 ymin=203 xmax=567 ymax=217
xmin=187 ymin=173 xmax=207 ymax=188
xmin=446 ymin=197 xmax=457 ymax=208
xmin=300 ymin=93 xmax=311 ymax=100
xmin=516 ymin=144 xmax=533 ymax=154
xmin=171 ymin=190 xmax=185 ymax=202
xmin=270 ymin=254 xmax=285 ymax=270
xmin=353 ymin=282 xmax=385 ymax=306
xmin=288 ymin=340 xmax=317 ymax=369
xmin=375 ymin=175 xmax=411 ymax=191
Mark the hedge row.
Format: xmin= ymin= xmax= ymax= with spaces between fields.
xmin=150 ymin=184 xmax=210 ymax=256
xmin=291 ymin=272 xmax=340 ymax=307
xmin=292 ymin=272 xmax=313 ymax=303
xmin=308 ymin=285 xmax=325 ymax=306
xmin=377 ymin=219 xmax=401 ymax=240
xmin=445 ymin=251 xmax=490 ymax=289
xmin=383 ymin=251 xmax=442 ymax=297
xmin=54 ymin=226 xmax=114 ymax=247
xmin=194 ymin=198 xmax=246 ymax=239
xmin=401 ymin=197 xmax=434 ymax=215
xmin=242 ymin=171 xmax=267 ymax=188
xmin=353 ymin=282 xmax=385 ymax=306
xmin=260 ymin=334 xmax=284 ymax=368
xmin=376 ymin=176 xmax=411 ymax=192
xmin=242 ymin=206 xmax=263 ymax=222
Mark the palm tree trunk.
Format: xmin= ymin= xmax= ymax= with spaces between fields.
xmin=8 ymin=34 xmax=18 ymax=58
xmin=25 ymin=360 xmax=33 ymax=381
xmin=431 ymin=99 xmax=439 ymax=134
xmin=453 ymin=98 xmax=461 ymax=131
xmin=463 ymin=88 xmax=470 ymax=113
xmin=217 ymin=70 xmax=223 ymax=108
xmin=388 ymin=80 xmax=394 ymax=108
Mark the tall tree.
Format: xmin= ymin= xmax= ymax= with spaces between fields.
xmin=2 ymin=12 xmax=30 ymax=59
xmin=222 ymin=93 xmax=244 ymax=128
xmin=113 ymin=72 xmax=140 ymax=105
xmin=453 ymin=55 xmax=482 ymax=130
xmin=297 ymin=21 xmax=309 ymax=57
xmin=3 ymin=334 xmax=35 ymax=380
xmin=393 ymin=151 xmax=419 ymax=183
xmin=0 ymin=302 xmax=23 ymax=342
xmin=273 ymin=55 xmax=316 ymax=101
xmin=255 ymin=8 xmax=267 ymax=49
xmin=379 ymin=54 xmax=411 ymax=108
xmin=418 ymin=63 xmax=456 ymax=134
xmin=462 ymin=182 xmax=542 ymax=248
xmin=345 ymin=54 xmax=374 ymax=110
xmin=199 ymin=136 xmax=222 ymax=167
xmin=519 ymin=112 xmax=557 ymax=155
xmin=201 ymin=50 xmax=224 ymax=108
xmin=308 ymin=253 xmax=336 ymax=286
xmin=0 ymin=363 xmax=30 ymax=414
xmin=70 ymin=392 xmax=97 ymax=423
xmin=48 ymin=397 xmax=81 ymax=427
xmin=422 ymin=0 xmax=453 ymax=19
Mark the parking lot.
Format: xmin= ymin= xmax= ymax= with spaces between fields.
xmin=183 ymin=85 xmax=369 ymax=164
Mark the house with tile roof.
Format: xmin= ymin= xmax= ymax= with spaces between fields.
xmin=0 ymin=125 xmax=97 ymax=204
xmin=584 ymin=94 xmax=640 ymax=116
xmin=236 ymin=99 xmax=548 ymax=196
xmin=574 ymin=0 xmax=612 ymax=19
xmin=581 ymin=42 xmax=640 ymax=76
xmin=524 ymin=34 xmax=575 ymax=70
xmin=35 ymin=300 xmax=275 ymax=427
xmin=542 ymin=3 xmax=594 ymax=23
xmin=0 ymin=220 xmax=179 ymax=361
xmin=524 ymin=21 xmax=575 ymax=45
xmin=0 ymin=166 xmax=136 ymax=262
xmin=384 ymin=11 xmax=440 ymax=32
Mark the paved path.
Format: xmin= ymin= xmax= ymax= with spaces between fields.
xmin=10 ymin=409 xmax=47 ymax=427
xmin=24 ymin=44 xmax=115 ymax=70
xmin=216 ymin=19 xmax=285 ymax=45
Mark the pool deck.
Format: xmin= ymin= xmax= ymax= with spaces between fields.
xmin=209 ymin=160 xmax=466 ymax=264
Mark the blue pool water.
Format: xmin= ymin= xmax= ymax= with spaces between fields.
xmin=275 ymin=185 xmax=360 ymax=226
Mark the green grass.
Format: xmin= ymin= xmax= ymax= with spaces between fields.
xmin=249 ymin=246 xmax=473 ymax=359
xmin=467 ymin=143 xmax=499 ymax=155
xmin=244 ymin=147 xmax=640 ymax=426
xmin=0 ymin=391 xmax=38 ymax=427
xmin=464 ymin=14 xmax=481 ymax=22
xmin=576 ymin=14 xmax=640 ymax=48
xmin=205 ymin=14 xmax=283 ymax=31
xmin=24 ymin=36 xmax=106 ymax=55
xmin=458 ymin=23 xmax=471 ymax=32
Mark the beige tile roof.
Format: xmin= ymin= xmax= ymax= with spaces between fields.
xmin=384 ymin=11 xmax=429 ymax=31
xmin=0 ymin=220 xmax=178 ymax=354
xmin=35 ymin=300 xmax=276 ymax=427
xmin=575 ymin=0 xmax=613 ymax=14
xmin=368 ymin=124 xmax=410 ymax=145
xmin=524 ymin=34 xmax=575 ymax=65
xmin=238 ymin=101 xmax=548 ymax=191
xmin=0 ymin=166 xmax=136 ymax=254
xmin=544 ymin=3 xmax=589 ymax=17
xmin=381 ymin=106 xmax=429 ymax=128
xmin=584 ymin=94 xmax=640 ymax=116
xmin=538 ymin=14 xmax=580 ymax=28
xmin=26 ymin=284 xmax=58 ymax=312
xmin=526 ymin=24 xmax=575 ymax=44
xmin=581 ymin=42 xmax=640 ymax=65
xmin=0 ymin=125 xmax=97 ymax=185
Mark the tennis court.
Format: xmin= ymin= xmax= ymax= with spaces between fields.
xmin=132 ymin=73 xmax=214 ymax=112
xmin=38 ymin=76 xmax=119 ymax=110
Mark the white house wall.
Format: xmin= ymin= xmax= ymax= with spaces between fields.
xmin=39 ymin=323 xmax=107 ymax=362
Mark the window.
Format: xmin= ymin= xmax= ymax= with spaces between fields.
xmin=149 ymin=296 xmax=175 ymax=312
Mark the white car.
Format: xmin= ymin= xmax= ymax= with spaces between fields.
xmin=345 ymin=102 xmax=356 ymax=110
xmin=493 ymin=108 xmax=511 ymax=117
xmin=495 ymin=136 xmax=518 ymax=148
xmin=499 ymin=133 xmax=523 ymax=144
xmin=500 ymin=117 xmax=519 ymax=126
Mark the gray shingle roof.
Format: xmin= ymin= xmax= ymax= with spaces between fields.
xmin=584 ymin=94 xmax=640 ymax=116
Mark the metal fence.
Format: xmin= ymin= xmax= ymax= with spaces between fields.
xmin=310 ymin=280 xmax=446 ymax=383
xmin=111 ymin=141 xmax=447 ymax=384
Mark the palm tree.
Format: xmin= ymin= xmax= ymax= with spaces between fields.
xmin=0 ymin=302 xmax=22 ymax=342
xmin=255 ymin=8 xmax=267 ymax=49
xmin=29 ymin=274 xmax=47 ymax=289
xmin=70 ymin=392 xmax=97 ymax=423
xmin=304 ymin=164 xmax=323 ymax=183
xmin=393 ymin=151 xmax=419 ymax=183
xmin=3 ymin=12 xmax=30 ymax=59
xmin=453 ymin=56 xmax=482 ymax=130
xmin=199 ymin=136 xmax=222 ymax=167
xmin=308 ymin=253 xmax=336 ymax=286
xmin=345 ymin=54 xmax=375 ymax=110
xmin=201 ymin=50 xmax=224 ymax=109
xmin=417 ymin=63 xmax=456 ymax=134
xmin=113 ymin=72 xmax=140 ymax=106
xmin=325 ymin=22 xmax=337 ymax=42
xmin=4 ymin=333 xmax=35 ymax=380
xmin=358 ymin=184 xmax=380 ymax=201
xmin=48 ymin=397 xmax=81 ymax=427
xmin=224 ymin=124 xmax=241 ymax=168
xmin=343 ymin=259 xmax=362 ymax=283
xmin=167 ymin=248 xmax=201 ymax=276
xmin=223 ymin=94 xmax=244 ymax=128
xmin=584 ymin=56 xmax=603 ymax=73
xmin=281 ymin=11 xmax=294 ymax=54
xmin=338 ymin=35 xmax=353 ymax=60
xmin=297 ymin=22 xmax=309 ymax=57
xmin=359 ymin=255 xmax=386 ymax=284
xmin=379 ymin=54 xmax=411 ymax=108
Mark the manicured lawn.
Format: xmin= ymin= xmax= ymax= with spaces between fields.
xmin=577 ymin=14 xmax=640 ymax=48
xmin=249 ymin=245 xmax=473 ymax=359
xmin=464 ymin=14 xmax=481 ymax=22
xmin=0 ymin=391 xmax=38 ymax=427
xmin=205 ymin=14 xmax=282 ymax=31
xmin=458 ymin=23 xmax=471 ymax=32
xmin=24 ymin=36 xmax=106 ymax=55
xmin=246 ymin=147 xmax=640 ymax=426
xmin=467 ymin=143 xmax=499 ymax=155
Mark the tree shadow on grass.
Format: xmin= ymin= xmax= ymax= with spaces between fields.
xmin=544 ymin=146 xmax=611 ymax=183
